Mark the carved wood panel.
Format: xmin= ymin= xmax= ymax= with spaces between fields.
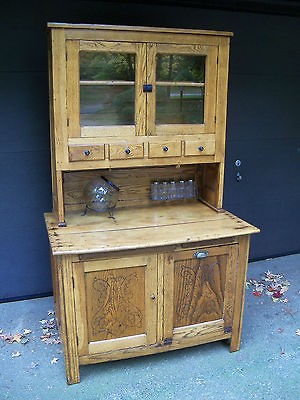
xmin=173 ymin=255 xmax=226 ymax=327
xmin=85 ymin=266 xmax=145 ymax=342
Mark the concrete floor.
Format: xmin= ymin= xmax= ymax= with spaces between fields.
xmin=0 ymin=254 xmax=299 ymax=400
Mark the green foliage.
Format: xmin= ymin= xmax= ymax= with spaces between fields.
xmin=156 ymin=55 xmax=205 ymax=82
xmin=80 ymin=52 xmax=135 ymax=81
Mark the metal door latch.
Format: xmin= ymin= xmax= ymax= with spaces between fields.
xmin=193 ymin=250 xmax=209 ymax=259
xmin=143 ymin=84 xmax=153 ymax=92
xmin=236 ymin=172 xmax=242 ymax=182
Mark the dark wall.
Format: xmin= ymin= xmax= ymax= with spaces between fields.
xmin=1 ymin=1 xmax=299 ymax=301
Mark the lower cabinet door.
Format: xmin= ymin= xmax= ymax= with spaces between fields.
xmin=163 ymin=244 xmax=238 ymax=346
xmin=73 ymin=255 xmax=157 ymax=357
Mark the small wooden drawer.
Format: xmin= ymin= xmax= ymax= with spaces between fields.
xmin=184 ymin=140 xmax=215 ymax=156
xmin=68 ymin=145 xmax=105 ymax=162
xmin=148 ymin=142 xmax=181 ymax=158
xmin=109 ymin=144 xmax=144 ymax=160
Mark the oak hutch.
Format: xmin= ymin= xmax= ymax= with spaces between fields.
xmin=45 ymin=23 xmax=259 ymax=384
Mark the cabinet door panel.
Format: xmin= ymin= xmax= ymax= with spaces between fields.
xmin=85 ymin=266 xmax=145 ymax=341
xmin=163 ymin=245 xmax=238 ymax=344
xmin=67 ymin=40 xmax=147 ymax=139
xmin=73 ymin=255 xmax=157 ymax=356
xmin=147 ymin=43 xmax=218 ymax=136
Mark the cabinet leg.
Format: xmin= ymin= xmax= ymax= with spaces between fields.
xmin=65 ymin=352 xmax=80 ymax=385
xmin=230 ymin=235 xmax=250 ymax=352
xmin=58 ymin=255 xmax=80 ymax=384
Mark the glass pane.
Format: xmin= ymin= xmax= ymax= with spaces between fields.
xmin=80 ymin=51 xmax=135 ymax=126
xmin=156 ymin=55 xmax=205 ymax=82
xmin=156 ymin=86 xmax=204 ymax=124
xmin=80 ymin=52 xmax=135 ymax=81
xmin=80 ymin=86 xmax=135 ymax=126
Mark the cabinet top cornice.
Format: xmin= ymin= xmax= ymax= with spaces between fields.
xmin=47 ymin=22 xmax=233 ymax=37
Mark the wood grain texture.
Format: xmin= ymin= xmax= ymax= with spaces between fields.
xmin=72 ymin=254 xmax=157 ymax=355
xmin=86 ymin=266 xmax=145 ymax=341
xmin=60 ymin=255 xmax=80 ymax=384
xmin=62 ymin=164 xmax=198 ymax=211
xmin=48 ymin=23 xmax=233 ymax=38
xmin=68 ymin=144 xmax=105 ymax=161
xmin=163 ymin=244 xmax=238 ymax=347
xmin=173 ymin=254 xmax=226 ymax=327
xmin=45 ymin=203 xmax=259 ymax=255
xmin=230 ymin=235 xmax=251 ymax=352
xmin=66 ymin=40 xmax=80 ymax=138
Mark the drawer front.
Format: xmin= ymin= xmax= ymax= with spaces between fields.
xmin=68 ymin=145 xmax=105 ymax=162
xmin=109 ymin=144 xmax=144 ymax=160
xmin=184 ymin=140 xmax=215 ymax=156
xmin=148 ymin=142 xmax=181 ymax=158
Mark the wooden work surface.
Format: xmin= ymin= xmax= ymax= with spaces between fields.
xmin=45 ymin=202 xmax=259 ymax=255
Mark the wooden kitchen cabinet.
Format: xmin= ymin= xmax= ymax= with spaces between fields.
xmin=45 ymin=23 xmax=259 ymax=384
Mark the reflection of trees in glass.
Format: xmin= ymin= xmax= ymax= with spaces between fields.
xmin=156 ymin=55 xmax=205 ymax=82
xmin=80 ymin=52 xmax=135 ymax=81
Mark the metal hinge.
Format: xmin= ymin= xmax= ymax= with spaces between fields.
xmin=224 ymin=326 xmax=232 ymax=334
xmin=163 ymin=337 xmax=173 ymax=346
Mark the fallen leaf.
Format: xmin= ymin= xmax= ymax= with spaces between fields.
xmin=50 ymin=357 xmax=59 ymax=364
xmin=23 ymin=329 xmax=32 ymax=335
xmin=253 ymin=291 xmax=263 ymax=297
xmin=296 ymin=329 xmax=300 ymax=336
xmin=11 ymin=333 xmax=23 ymax=343
xmin=272 ymin=291 xmax=283 ymax=299
xmin=20 ymin=337 xmax=30 ymax=345
xmin=12 ymin=351 xmax=21 ymax=358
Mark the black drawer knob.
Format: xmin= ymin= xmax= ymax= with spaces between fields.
xmin=125 ymin=148 xmax=131 ymax=155
xmin=163 ymin=146 xmax=169 ymax=152
xmin=84 ymin=150 xmax=91 ymax=156
xmin=198 ymin=146 xmax=204 ymax=152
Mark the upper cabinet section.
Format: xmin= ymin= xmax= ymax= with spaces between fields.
xmin=70 ymin=41 xmax=217 ymax=138
xmin=48 ymin=24 xmax=232 ymax=170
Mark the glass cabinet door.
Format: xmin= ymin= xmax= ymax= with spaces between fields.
xmin=66 ymin=41 xmax=146 ymax=138
xmin=66 ymin=41 xmax=217 ymax=139
xmin=146 ymin=43 xmax=218 ymax=136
